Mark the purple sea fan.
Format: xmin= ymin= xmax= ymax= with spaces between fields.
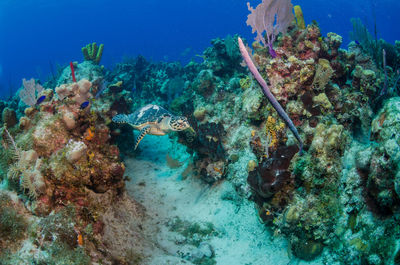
xmin=19 ymin=78 xmax=44 ymax=106
xmin=246 ymin=0 xmax=294 ymax=57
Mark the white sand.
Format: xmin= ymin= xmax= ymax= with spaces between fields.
xmin=125 ymin=135 xmax=321 ymax=265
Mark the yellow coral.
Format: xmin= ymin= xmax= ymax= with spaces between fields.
xmin=265 ymin=116 xmax=285 ymax=150
xmin=294 ymin=5 xmax=306 ymax=30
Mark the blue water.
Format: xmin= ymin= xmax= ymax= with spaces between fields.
xmin=0 ymin=0 xmax=399 ymax=99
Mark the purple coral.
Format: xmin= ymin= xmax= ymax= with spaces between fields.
xmin=246 ymin=0 xmax=294 ymax=57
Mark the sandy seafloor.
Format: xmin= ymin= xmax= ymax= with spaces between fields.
xmin=124 ymin=134 xmax=323 ymax=265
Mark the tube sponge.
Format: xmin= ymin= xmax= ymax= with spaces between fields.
xmin=294 ymin=5 xmax=305 ymax=30
xmin=82 ymin=42 xmax=104 ymax=64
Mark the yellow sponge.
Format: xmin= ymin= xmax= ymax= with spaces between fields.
xmin=294 ymin=5 xmax=305 ymax=30
xmin=81 ymin=42 xmax=104 ymax=64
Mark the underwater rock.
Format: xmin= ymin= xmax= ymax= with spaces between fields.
xmin=192 ymin=242 xmax=214 ymax=259
xmin=32 ymin=113 xmax=69 ymax=157
xmin=57 ymin=61 xmax=104 ymax=85
xmin=352 ymin=65 xmax=378 ymax=95
xmin=194 ymin=69 xmax=216 ymax=97
xmin=355 ymin=146 xmax=373 ymax=170
xmin=0 ymin=192 xmax=28 ymax=252
xmin=322 ymin=32 xmax=342 ymax=59
xmin=202 ymin=35 xmax=243 ymax=77
xmin=193 ymin=106 xmax=207 ymax=121
xmin=291 ymin=239 xmax=323 ymax=261
xmin=362 ymin=97 xmax=400 ymax=214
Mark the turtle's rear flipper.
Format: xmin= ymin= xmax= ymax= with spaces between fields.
xmin=134 ymin=126 xmax=151 ymax=150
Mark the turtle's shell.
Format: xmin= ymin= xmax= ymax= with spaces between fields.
xmin=126 ymin=104 xmax=171 ymax=127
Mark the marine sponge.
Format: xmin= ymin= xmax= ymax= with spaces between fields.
xmin=82 ymin=42 xmax=104 ymax=64
xmin=62 ymin=110 xmax=77 ymax=130
xmin=65 ymin=140 xmax=87 ymax=163
xmin=294 ymin=5 xmax=305 ymax=30
xmin=2 ymin=107 xmax=17 ymax=128
xmin=55 ymin=79 xmax=93 ymax=105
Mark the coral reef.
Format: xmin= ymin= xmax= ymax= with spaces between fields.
xmin=164 ymin=20 xmax=400 ymax=263
xmin=0 ymin=70 xmax=140 ymax=263
xmin=1 ymin=6 xmax=400 ymax=264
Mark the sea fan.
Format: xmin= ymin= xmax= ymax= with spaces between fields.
xmin=19 ymin=78 xmax=44 ymax=107
xmin=246 ymin=0 xmax=294 ymax=50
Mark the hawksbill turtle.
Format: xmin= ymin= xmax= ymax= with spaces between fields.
xmin=112 ymin=104 xmax=192 ymax=150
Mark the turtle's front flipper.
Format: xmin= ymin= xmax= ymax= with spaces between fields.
xmin=134 ymin=126 xmax=151 ymax=150
xmin=112 ymin=114 xmax=129 ymax=124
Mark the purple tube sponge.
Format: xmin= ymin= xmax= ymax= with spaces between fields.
xmin=238 ymin=37 xmax=303 ymax=154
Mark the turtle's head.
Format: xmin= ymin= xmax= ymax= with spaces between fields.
xmin=169 ymin=116 xmax=191 ymax=131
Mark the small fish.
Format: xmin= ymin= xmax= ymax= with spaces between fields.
xmin=355 ymin=40 xmax=360 ymax=45
xmin=80 ymin=101 xmax=90 ymax=109
xmin=36 ymin=95 xmax=46 ymax=105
